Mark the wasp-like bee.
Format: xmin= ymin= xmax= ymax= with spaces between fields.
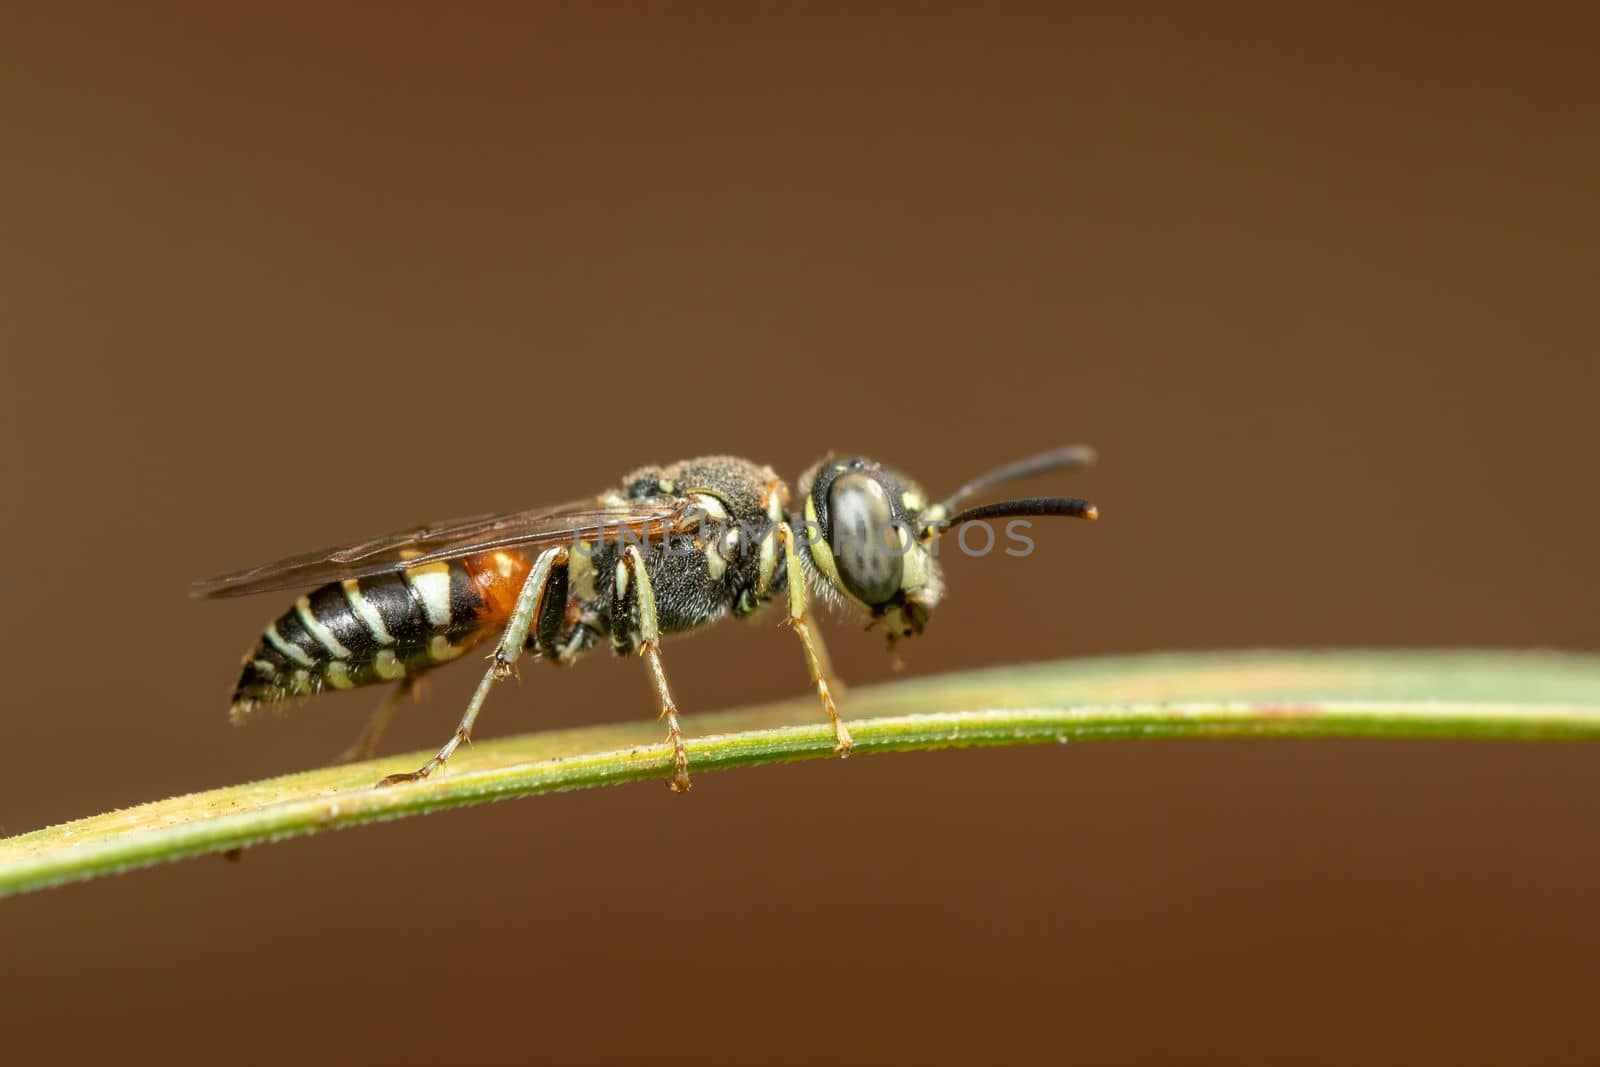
xmin=194 ymin=447 xmax=1099 ymax=791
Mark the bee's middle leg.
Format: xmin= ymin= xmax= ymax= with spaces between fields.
xmin=618 ymin=544 xmax=691 ymax=792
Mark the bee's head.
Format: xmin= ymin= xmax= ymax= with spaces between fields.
xmin=796 ymin=456 xmax=945 ymax=642
xmin=794 ymin=446 xmax=1099 ymax=648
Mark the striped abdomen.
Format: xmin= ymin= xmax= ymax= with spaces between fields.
xmin=229 ymin=552 xmax=532 ymax=722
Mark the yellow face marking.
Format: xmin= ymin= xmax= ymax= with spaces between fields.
xmin=803 ymin=495 xmax=845 ymax=594
xmin=902 ymin=489 xmax=925 ymax=511
xmin=898 ymin=526 xmax=929 ymax=593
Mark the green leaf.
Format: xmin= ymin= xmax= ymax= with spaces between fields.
xmin=4 ymin=650 xmax=1600 ymax=899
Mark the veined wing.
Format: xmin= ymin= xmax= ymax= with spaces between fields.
xmin=191 ymin=497 xmax=694 ymax=599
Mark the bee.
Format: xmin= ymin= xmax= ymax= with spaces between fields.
xmin=194 ymin=447 xmax=1099 ymax=791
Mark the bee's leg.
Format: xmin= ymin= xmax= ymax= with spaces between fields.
xmin=334 ymin=675 xmax=424 ymax=764
xmin=805 ymin=615 xmax=848 ymax=696
xmin=530 ymin=566 xmax=601 ymax=669
xmin=548 ymin=618 xmax=602 ymax=666
xmin=775 ymin=522 xmax=853 ymax=756
xmin=376 ymin=546 xmax=568 ymax=788
xmin=619 ymin=544 xmax=691 ymax=792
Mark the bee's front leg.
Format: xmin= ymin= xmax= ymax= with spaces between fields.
xmin=773 ymin=522 xmax=853 ymax=757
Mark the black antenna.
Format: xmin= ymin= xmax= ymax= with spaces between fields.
xmin=941 ymin=496 xmax=1099 ymax=527
xmin=937 ymin=445 xmax=1096 ymax=515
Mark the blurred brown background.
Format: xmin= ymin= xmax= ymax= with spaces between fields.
xmin=2 ymin=4 xmax=1597 ymax=1064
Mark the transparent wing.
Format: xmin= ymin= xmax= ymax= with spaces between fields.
xmin=191 ymin=497 xmax=693 ymax=599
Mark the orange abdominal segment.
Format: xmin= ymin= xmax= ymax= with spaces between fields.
xmin=463 ymin=550 xmax=534 ymax=626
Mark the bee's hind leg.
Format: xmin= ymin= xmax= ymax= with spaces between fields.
xmin=334 ymin=676 xmax=425 ymax=765
xmin=376 ymin=546 xmax=569 ymax=788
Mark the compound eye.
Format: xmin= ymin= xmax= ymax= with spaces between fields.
xmin=828 ymin=472 xmax=902 ymax=605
